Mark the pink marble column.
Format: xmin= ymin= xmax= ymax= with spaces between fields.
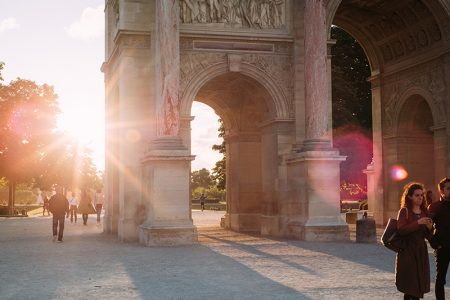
xmin=156 ymin=0 xmax=180 ymax=137
xmin=304 ymin=0 xmax=330 ymax=148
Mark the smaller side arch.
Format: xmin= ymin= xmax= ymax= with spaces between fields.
xmin=392 ymin=87 xmax=444 ymax=136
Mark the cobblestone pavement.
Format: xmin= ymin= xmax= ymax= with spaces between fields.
xmin=0 ymin=211 xmax=448 ymax=299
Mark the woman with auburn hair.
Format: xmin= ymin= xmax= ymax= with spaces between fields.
xmin=395 ymin=182 xmax=433 ymax=300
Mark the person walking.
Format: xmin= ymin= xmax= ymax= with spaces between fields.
xmin=68 ymin=191 xmax=79 ymax=223
xmin=78 ymin=189 xmax=96 ymax=225
xmin=42 ymin=194 xmax=50 ymax=216
xmin=428 ymin=177 xmax=450 ymax=300
xmin=199 ymin=193 xmax=207 ymax=212
xmin=48 ymin=186 xmax=69 ymax=243
xmin=94 ymin=189 xmax=104 ymax=225
xmin=395 ymin=182 xmax=433 ymax=300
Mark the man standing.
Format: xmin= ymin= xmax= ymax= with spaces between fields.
xmin=49 ymin=186 xmax=69 ymax=243
xmin=428 ymin=178 xmax=450 ymax=300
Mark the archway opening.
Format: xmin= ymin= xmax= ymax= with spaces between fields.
xmin=330 ymin=26 xmax=373 ymax=211
xmin=190 ymin=101 xmax=226 ymax=228
xmin=188 ymin=72 xmax=272 ymax=233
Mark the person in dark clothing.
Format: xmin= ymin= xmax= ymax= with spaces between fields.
xmin=396 ymin=182 xmax=433 ymax=300
xmin=428 ymin=177 xmax=450 ymax=300
xmin=49 ymin=186 xmax=69 ymax=242
xmin=199 ymin=193 xmax=207 ymax=212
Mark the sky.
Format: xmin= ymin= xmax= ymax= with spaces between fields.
xmin=0 ymin=0 xmax=222 ymax=172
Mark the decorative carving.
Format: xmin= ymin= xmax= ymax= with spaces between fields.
xmin=156 ymin=0 xmax=180 ymax=136
xmin=383 ymin=63 xmax=447 ymax=135
xmin=112 ymin=0 xmax=119 ymax=25
xmin=180 ymin=52 xmax=228 ymax=93
xmin=179 ymin=50 xmax=293 ymax=117
xmin=402 ymin=34 xmax=416 ymax=53
xmin=241 ymin=53 xmax=293 ymax=114
xmin=392 ymin=39 xmax=404 ymax=58
xmin=416 ymin=29 xmax=429 ymax=47
xmin=380 ymin=44 xmax=393 ymax=62
xmin=400 ymin=6 xmax=418 ymax=24
xmin=180 ymin=0 xmax=285 ymax=29
xmin=428 ymin=23 xmax=442 ymax=42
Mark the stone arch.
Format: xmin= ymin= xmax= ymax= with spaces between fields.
xmin=393 ymin=87 xmax=440 ymax=136
xmin=180 ymin=60 xmax=292 ymax=122
xmin=394 ymin=94 xmax=435 ymax=198
xmin=327 ymin=0 xmax=450 ymax=41
xmin=326 ymin=0 xmax=450 ymax=68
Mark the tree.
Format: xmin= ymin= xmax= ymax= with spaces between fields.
xmin=0 ymin=70 xmax=60 ymax=214
xmin=211 ymin=119 xmax=226 ymax=190
xmin=191 ymin=168 xmax=214 ymax=191
xmin=331 ymin=26 xmax=372 ymax=130
xmin=36 ymin=137 xmax=102 ymax=191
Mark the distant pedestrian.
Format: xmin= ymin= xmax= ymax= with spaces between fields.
xmin=78 ymin=189 xmax=96 ymax=225
xmin=199 ymin=193 xmax=207 ymax=212
xmin=42 ymin=194 xmax=50 ymax=216
xmin=48 ymin=186 xmax=69 ymax=243
xmin=395 ymin=182 xmax=433 ymax=300
xmin=68 ymin=191 xmax=79 ymax=223
xmin=94 ymin=189 xmax=104 ymax=225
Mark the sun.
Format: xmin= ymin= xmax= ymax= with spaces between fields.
xmin=57 ymin=108 xmax=105 ymax=170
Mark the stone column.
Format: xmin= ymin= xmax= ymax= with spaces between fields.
xmin=287 ymin=0 xmax=348 ymax=241
xmin=139 ymin=0 xmax=197 ymax=246
xmin=368 ymin=71 xmax=384 ymax=225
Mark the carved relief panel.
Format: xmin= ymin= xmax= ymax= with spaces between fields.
xmin=180 ymin=0 xmax=289 ymax=34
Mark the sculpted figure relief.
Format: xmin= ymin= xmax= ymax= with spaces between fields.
xmin=180 ymin=0 xmax=285 ymax=29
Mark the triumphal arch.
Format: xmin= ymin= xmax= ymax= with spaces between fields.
xmin=102 ymin=0 xmax=450 ymax=246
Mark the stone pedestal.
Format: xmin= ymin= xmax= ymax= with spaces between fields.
xmin=139 ymin=137 xmax=197 ymax=246
xmin=287 ymin=143 xmax=349 ymax=241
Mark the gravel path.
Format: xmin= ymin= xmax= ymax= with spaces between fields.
xmin=0 ymin=211 xmax=448 ymax=299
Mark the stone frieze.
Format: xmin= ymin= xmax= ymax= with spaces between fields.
xmin=180 ymin=0 xmax=285 ymax=29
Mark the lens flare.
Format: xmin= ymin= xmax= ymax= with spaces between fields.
xmin=391 ymin=165 xmax=408 ymax=181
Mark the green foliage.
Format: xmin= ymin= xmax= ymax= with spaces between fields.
xmin=192 ymin=185 xmax=225 ymax=201
xmin=0 ymin=187 xmax=34 ymax=205
xmin=191 ymin=168 xmax=214 ymax=191
xmin=0 ymin=177 xmax=7 ymax=189
xmin=35 ymin=137 xmax=102 ymax=190
xmin=331 ymin=26 xmax=372 ymax=130
xmin=0 ymin=72 xmax=60 ymax=183
xmin=211 ymin=118 xmax=226 ymax=190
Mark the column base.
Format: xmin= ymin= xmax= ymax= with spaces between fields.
xmin=139 ymin=223 xmax=198 ymax=246
xmin=118 ymin=218 xmax=139 ymax=242
xmin=228 ymin=213 xmax=261 ymax=232
xmin=289 ymin=221 xmax=349 ymax=241
xmin=260 ymin=215 xmax=280 ymax=236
